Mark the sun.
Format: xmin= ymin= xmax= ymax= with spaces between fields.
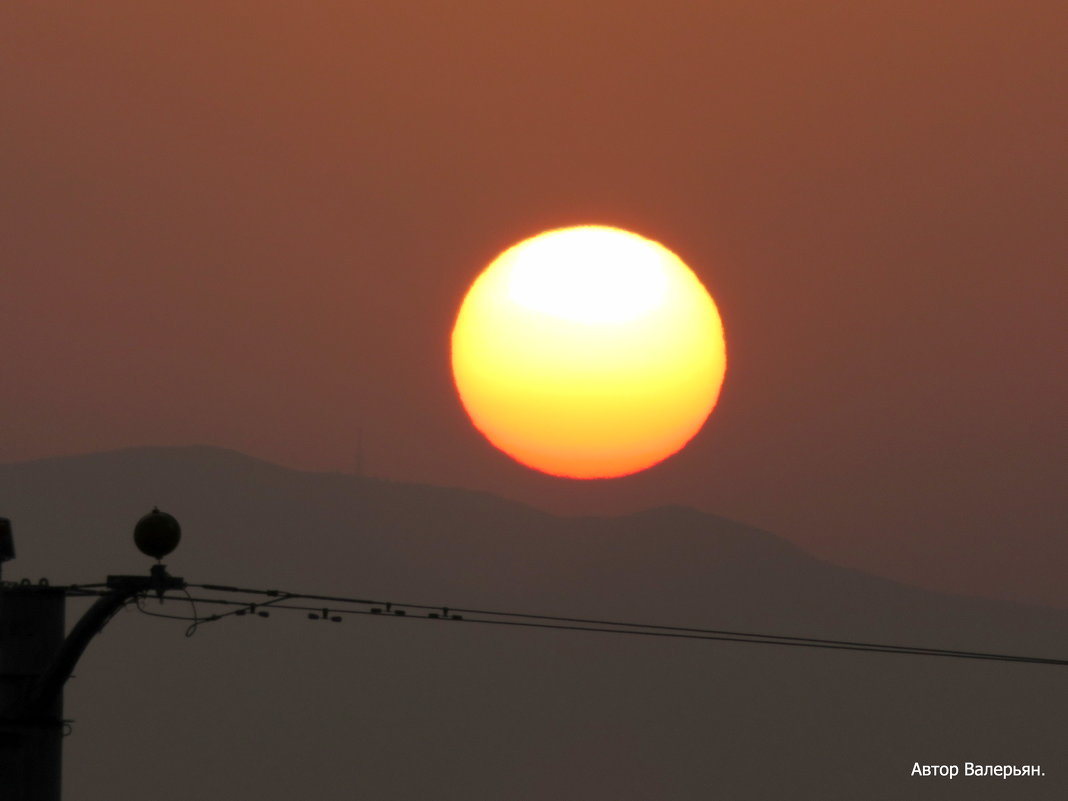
xmin=451 ymin=225 xmax=726 ymax=479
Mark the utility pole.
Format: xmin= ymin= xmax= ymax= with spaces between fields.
xmin=0 ymin=579 xmax=65 ymax=801
xmin=0 ymin=511 xmax=184 ymax=801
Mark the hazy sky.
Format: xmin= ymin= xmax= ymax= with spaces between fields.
xmin=2 ymin=2 xmax=1065 ymax=607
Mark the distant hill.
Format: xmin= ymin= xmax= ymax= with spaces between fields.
xmin=2 ymin=445 xmax=1063 ymax=654
xmin=2 ymin=446 xmax=1066 ymax=801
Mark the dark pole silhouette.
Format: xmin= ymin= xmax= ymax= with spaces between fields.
xmin=0 ymin=581 xmax=65 ymax=801
xmin=0 ymin=513 xmax=184 ymax=801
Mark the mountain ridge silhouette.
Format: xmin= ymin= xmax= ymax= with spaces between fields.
xmin=2 ymin=445 xmax=1063 ymax=656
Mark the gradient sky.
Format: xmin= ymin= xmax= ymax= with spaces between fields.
xmin=2 ymin=1 xmax=1065 ymax=607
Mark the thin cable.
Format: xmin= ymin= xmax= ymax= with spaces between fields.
xmin=134 ymin=596 xmax=199 ymax=623
xmin=169 ymin=592 xmax=1068 ymax=667
xmin=183 ymin=584 xmax=1068 ymax=666
xmin=196 ymin=584 xmax=959 ymax=654
xmin=46 ymin=582 xmax=1068 ymax=668
xmin=181 ymin=586 xmax=202 ymax=638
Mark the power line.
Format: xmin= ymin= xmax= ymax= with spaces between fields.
xmin=56 ymin=582 xmax=1068 ymax=668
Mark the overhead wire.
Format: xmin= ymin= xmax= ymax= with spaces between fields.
xmin=182 ymin=585 xmax=1068 ymax=667
xmin=53 ymin=581 xmax=1068 ymax=667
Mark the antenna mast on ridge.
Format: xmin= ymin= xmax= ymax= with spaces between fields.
xmin=354 ymin=427 xmax=365 ymax=477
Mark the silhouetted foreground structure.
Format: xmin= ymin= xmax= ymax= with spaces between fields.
xmin=0 ymin=515 xmax=183 ymax=801
xmin=0 ymin=582 xmax=64 ymax=801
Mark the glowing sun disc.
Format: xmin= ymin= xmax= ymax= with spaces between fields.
xmin=451 ymin=225 xmax=726 ymax=479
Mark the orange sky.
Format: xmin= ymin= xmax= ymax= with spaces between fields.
xmin=2 ymin=1 xmax=1065 ymax=607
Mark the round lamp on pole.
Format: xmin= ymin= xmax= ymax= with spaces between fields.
xmin=133 ymin=508 xmax=181 ymax=560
